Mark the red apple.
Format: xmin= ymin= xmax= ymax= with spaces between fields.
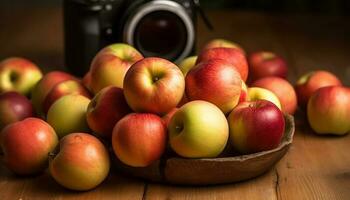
xmin=43 ymin=80 xmax=91 ymax=114
xmin=196 ymin=47 xmax=249 ymax=81
xmin=162 ymin=107 xmax=178 ymax=128
xmin=86 ymin=86 xmax=132 ymax=138
xmin=307 ymin=86 xmax=350 ymax=135
xmin=0 ymin=118 xmax=58 ymax=175
xmin=185 ymin=59 xmax=242 ymax=114
xmin=202 ymin=38 xmax=245 ymax=54
xmin=248 ymin=51 xmax=287 ymax=82
xmin=90 ymin=43 xmax=144 ymax=94
xmin=31 ymin=71 xmax=76 ymax=116
xmin=228 ymin=100 xmax=285 ymax=154
xmin=239 ymin=81 xmax=248 ymax=103
xmin=49 ymin=133 xmax=110 ymax=191
xmin=112 ymin=113 xmax=167 ymax=167
xmin=295 ymin=70 xmax=342 ymax=108
xmin=123 ymin=57 xmax=185 ymax=115
xmin=0 ymin=91 xmax=34 ymax=130
xmin=0 ymin=57 xmax=42 ymax=95
xmin=82 ymin=70 xmax=92 ymax=92
xmin=252 ymin=76 xmax=297 ymax=114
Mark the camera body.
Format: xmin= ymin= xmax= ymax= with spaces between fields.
xmin=64 ymin=0 xmax=197 ymax=76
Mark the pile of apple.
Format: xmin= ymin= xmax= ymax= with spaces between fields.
xmin=0 ymin=39 xmax=349 ymax=191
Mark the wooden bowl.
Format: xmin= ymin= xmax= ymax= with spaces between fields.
xmin=115 ymin=114 xmax=295 ymax=185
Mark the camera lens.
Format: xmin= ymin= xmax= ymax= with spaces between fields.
xmin=134 ymin=11 xmax=187 ymax=60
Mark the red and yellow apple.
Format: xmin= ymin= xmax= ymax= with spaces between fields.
xmin=307 ymin=86 xmax=350 ymax=135
xmin=112 ymin=113 xmax=167 ymax=167
xmin=162 ymin=107 xmax=178 ymax=128
xmin=123 ymin=57 xmax=185 ymax=115
xmin=0 ymin=118 xmax=58 ymax=175
xmin=228 ymin=100 xmax=285 ymax=154
xmin=239 ymin=81 xmax=248 ymax=103
xmin=252 ymin=76 xmax=297 ymax=114
xmin=247 ymin=87 xmax=282 ymax=110
xmin=196 ymin=47 xmax=249 ymax=81
xmin=47 ymin=94 xmax=90 ymax=138
xmin=202 ymin=38 xmax=245 ymax=54
xmin=86 ymin=86 xmax=132 ymax=138
xmin=49 ymin=133 xmax=110 ymax=191
xmin=185 ymin=59 xmax=242 ymax=114
xmin=0 ymin=57 xmax=42 ymax=95
xmin=178 ymin=56 xmax=197 ymax=76
xmin=168 ymin=100 xmax=229 ymax=158
xmin=90 ymin=43 xmax=143 ymax=93
xmin=295 ymin=70 xmax=342 ymax=108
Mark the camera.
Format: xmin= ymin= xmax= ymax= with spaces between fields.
xmin=63 ymin=0 xmax=198 ymax=76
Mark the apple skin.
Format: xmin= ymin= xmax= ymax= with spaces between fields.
xmin=307 ymin=86 xmax=350 ymax=135
xmin=185 ymin=59 xmax=242 ymax=114
xmin=228 ymin=100 xmax=285 ymax=154
xmin=252 ymin=76 xmax=297 ymax=115
xmin=47 ymin=94 xmax=90 ymax=138
xmin=0 ymin=118 xmax=58 ymax=175
xmin=31 ymin=71 xmax=76 ymax=117
xmin=202 ymin=38 xmax=245 ymax=54
xmin=49 ymin=133 xmax=110 ymax=191
xmin=0 ymin=57 xmax=43 ymax=95
xmin=162 ymin=107 xmax=178 ymax=128
xmin=168 ymin=100 xmax=229 ymax=158
xmin=178 ymin=56 xmax=197 ymax=76
xmin=247 ymin=87 xmax=282 ymax=110
xmin=239 ymin=81 xmax=248 ymax=103
xmin=123 ymin=57 xmax=185 ymax=115
xmin=196 ymin=47 xmax=249 ymax=82
xmin=295 ymin=70 xmax=342 ymax=108
xmin=82 ymin=70 xmax=92 ymax=92
xmin=90 ymin=43 xmax=144 ymax=94
xmin=0 ymin=91 xmax=34 ymax=130
xmin=86 ymin=86 xmax=132 ymax=138
xmin=112 ymin=113 xmax=167 ymax=167
xmin=43 ymin=80 xmax=91 ymax=114
xmin=248 ymin=51 xmax=288 ymax=82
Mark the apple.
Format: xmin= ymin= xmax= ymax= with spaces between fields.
xmin=123 ymin=57 xmax=185 ymax=115
xmin=0 ymin=57 xmax=42 ymax=95
xmin=295 ymin=70 xmax=342 ymax=108
xmin=247 ymin=87 xmax=282 ymax=110
xmin=239 ymin=81 xmax=248 ymax=103
xmin=162 ymin=107 xmax=178 ymax=128
xmin=196 ymin=47 xmax=249 ymax=81
xmin=228 ymin=100 xmax=285 ymax=154
xmin=168 ymin=100 xmax=228 ymax=158
xmin=49 ymin=133 xmax=110 ymax=191
xmin=248 ymin=51 xmax=287 ymax=82
xmin=178 ymin=56 xmax=197 ymax=76
xmin=86 ymin=86 xmax=132 ymax=138
xmin=0 ymin=91 xmax=34 ymax=130
xmin=112 ymin=113 xmax=167 ymax=167
xmin=252 ymin=76 xmax=298 ymax=114
xmin=0 ymin=118 xmax=58 ymax=175
xmin=307 ymin=86 xmax=350 ymax=135
xmin=47 ymin=94 xmax=90 ymax=138
xmin=90 ymin=43 xmax=144 ymax=94
xmin=185 ymin=59 xmax=242 ymax=114
xmin=43 ymin=80 xmax=91 ymax=114
xmin=202 ymin=38 xmax=245 ymax=54
xmin=31 ymin=71 xmax=76 ymax=117
xmin=82 ymin=70 xmax=92 ymax=92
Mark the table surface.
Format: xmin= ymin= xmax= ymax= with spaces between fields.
xmin=1 ymin=7 xmax=350 ymax=200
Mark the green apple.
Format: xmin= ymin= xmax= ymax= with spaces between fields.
xmin=168 ymin=100 xmax=229 ymax=158
xmin=248 ymin=87 xmax=282 ymax=110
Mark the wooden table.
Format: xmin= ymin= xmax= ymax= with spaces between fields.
xmin=1 ymin=7 xmax=350 ymax=200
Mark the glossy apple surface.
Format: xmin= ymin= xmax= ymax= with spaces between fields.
xmin=0 ymin=91 xmax=34 ymax=130
xmin=228 ymin=100 xmax=285 ymax=154
xmin=112 ymin=113 xmax=167 ymax=167
xmin=252 ymin=76 xmax=297 ymax=114
xmin=295 ymin=70 xmax=342 ymax=108
xmin=123 ymin=57 xmax=185 ymax=115
xmin=186 ymin=59 xmax=242 ymax=114
xmin=86 ymin=86 xmax=132 ymax=138
xmin=50 ymin=133 xmax=110 ymax=191
xmin=0 ymin=118 xmax=58 ymax=175
xmin=90 ymin=43 xmax=144 ymax=94
xmin=307 ymin=86 xmax=350 ymax=135
xmin=196 ymin=47 xmax=249 ymax=81
xmin=47 ymin=94 xmax=90 ymax=138
xmin=168 ymin=100 xmax=229 ymax=158
xmin=0 ymin=57 xmax=42 ymax=95
xmin=247 ymin=87 xmax=282 ymax=110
